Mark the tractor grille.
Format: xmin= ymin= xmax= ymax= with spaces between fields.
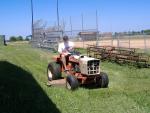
xmin=87 ymin=60 xmax=100 ymax=75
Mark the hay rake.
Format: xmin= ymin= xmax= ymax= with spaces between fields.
xmin=87 ymin=45 xmax=150 ymax=67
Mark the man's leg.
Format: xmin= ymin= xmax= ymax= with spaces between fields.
xmin=47 ymin=54 xmax=67 ymax=86
xmin=61 ymin=54 xmax=67 ymax=70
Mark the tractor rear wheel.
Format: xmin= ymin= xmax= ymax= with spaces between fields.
xmin=47 ymin=62 xmax=62 ymax=81
xmin=97 ymin=72 xmax=109 ymax=88
xmin=66 ymin=75 xmax=79 ymax=90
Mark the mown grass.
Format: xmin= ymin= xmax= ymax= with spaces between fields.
xmin=0 ymin=43 xmax=150 ymax=113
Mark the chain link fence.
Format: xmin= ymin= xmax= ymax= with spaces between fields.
xmin=71 ymin=34 xmax=149 ymax=50
xmin=31 ymin=20 xmax=150 ymax=51
xmin=97 ymin=34 xmax=150 ymax=50
xmin=31 ymin=26 xmax=99 ymax=51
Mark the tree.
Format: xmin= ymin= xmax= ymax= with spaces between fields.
xmin=9 ymin=36 xmax=24 ymax=42
xmin=142 ymin=29 xmax=150 ymax=35
xmin=33 ymin=19 xmax=47 ymax=29
xmin=10 ymin=36 xmax=17 ymax=41
xmin=25 ymin=37 xmax=30 ymax=41
xmin=17 ymin=36 xmax=23 ymax=41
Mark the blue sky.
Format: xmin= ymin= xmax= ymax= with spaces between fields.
xmin=0 ymin=0 xmax=150 ymax=39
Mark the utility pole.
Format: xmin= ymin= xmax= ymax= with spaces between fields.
xmin=96 ymin=10 xmax=98 ymax=31
xmin=96 ymin=10 xmax=99 ymax=46
xmin=110 ymin=23 xmax=113 ymax=46
xmin=70 ymin=16 xmax=73 ymax=36
xmin=81 ymin=13 xmax=84 ymax=31
xmin=81 ymin=13 xmax=84 ymax=48
xmin=57 ymin=0 xmax=60 ymax=31
xmin=31 ymin=0 xmax=34 ymax=41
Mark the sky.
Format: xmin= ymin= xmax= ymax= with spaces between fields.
xmin=0 ymin=0 xmax=150 ymax=39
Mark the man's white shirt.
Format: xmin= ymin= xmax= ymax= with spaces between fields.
xmin=58 ymin=41 xmax=74 ymax=53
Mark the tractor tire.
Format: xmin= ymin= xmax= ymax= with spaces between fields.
xmin=66 ymin=75 xmax=79 ymax=90
xmin=96 ymin=72 xmax=109 ymax=88
xmin=47 ymin=62 xmax=62 ymax=81
xmin=100 ymin=72 xmax=109 ymax=88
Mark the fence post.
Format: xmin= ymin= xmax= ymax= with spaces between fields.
xmin=111 ymin=34 xmax=113 ymax=46
xmin=117 ymin=35 xmax=119 ymax=47
xmin=144 ymin=34 xmax=147 ymax=51
xmin=129 ymin=35 xmax=131 ymax=48
xmin=96 ymin=31 xmax=99 ymax=46
xmin=83 ymin=35 xmax=85 ymax=48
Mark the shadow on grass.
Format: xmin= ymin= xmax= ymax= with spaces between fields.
xmin=0 ymin=61 xmax=60 ymax=113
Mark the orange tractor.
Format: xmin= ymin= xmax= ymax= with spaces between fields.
xmin=47 ymin=53 xmax=109 ymax=90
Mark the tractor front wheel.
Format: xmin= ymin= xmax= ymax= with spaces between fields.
xmin=97 ymin=72 xmax=109 ymax=88
xmin=66 ymin=75 xmax=79 ymax=90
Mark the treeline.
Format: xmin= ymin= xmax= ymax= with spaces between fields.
xmin=114 ymin=29 xmax=150 ymax=36
xmin=9 ymin=36 xmax=30 ymax=42
xmin=141 ymin=29 xmax=150 ymax=35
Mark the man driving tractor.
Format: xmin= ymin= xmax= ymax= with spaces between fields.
xmin=47 ymin=35 xmax=109 ymax=89
xmin=58 ymin=35 xmax=74 ymax=71
xmin=46 ymin=36 xmax=74 ymax=86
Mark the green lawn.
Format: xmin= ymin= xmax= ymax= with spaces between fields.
xmin=0 ymin=43 xmax=150 ymax=113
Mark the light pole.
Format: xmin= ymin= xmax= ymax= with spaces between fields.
xmin=81 ymin=13 xmax=84 ymax=48
xmin=81 ymin=13 xmax=84 ymax=31
xmin=31 ymin=0 xmax=34 ymax=41
xmin=96 ymin=10 xmax=99 ymax=46
xmin=57 ymin=0 xmax=60 ymax=31
xmin=70 ymin=16 xmax=72 ymax=36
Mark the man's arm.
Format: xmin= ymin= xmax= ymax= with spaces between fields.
xmin=58 ymin=43 xmax=69 ymax=55
xmin=68 ymin=41 xmax=74 ymax=52
xmin=58 ymin=43 xmax=62 ymax=53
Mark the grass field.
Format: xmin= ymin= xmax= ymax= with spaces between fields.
xmin=0 ymin=43 xmax=150 ymax=113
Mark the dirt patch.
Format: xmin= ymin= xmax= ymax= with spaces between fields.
xmin=47 ymin=79 xmax=66 ymax=87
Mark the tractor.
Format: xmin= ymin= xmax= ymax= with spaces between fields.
xmin=47 ymin=53 xmax=109 ymax=90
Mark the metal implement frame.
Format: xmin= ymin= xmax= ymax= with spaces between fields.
xmin=87 ymin=45 xmax=150 ymax=67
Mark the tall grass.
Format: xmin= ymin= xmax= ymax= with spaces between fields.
xmin=0 ymin=43 xmax=150 ymax=113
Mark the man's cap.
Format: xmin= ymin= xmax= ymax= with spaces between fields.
xmin=63 ymin=36 xmax=69 ymax=41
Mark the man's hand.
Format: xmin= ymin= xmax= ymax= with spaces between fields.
xmin=68 ymin=47 xmax=74 ymax=51
xmin=62 ymin=50 xmax=70 ymax=56
xmin=62 ymin=47 xmax=74 ymax=53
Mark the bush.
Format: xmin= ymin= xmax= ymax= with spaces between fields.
xmin=17 ymin=36 xmax=23 ymax=41
xmin=10 ymin=36 xmax=17 ymax=42
xmin=9 ymin=36 xmax=24 ymax=42
xmin=25 ymin=37 xmax=30 ymax=41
